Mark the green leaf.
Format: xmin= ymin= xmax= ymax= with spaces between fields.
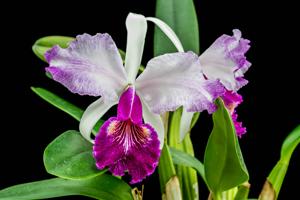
xmin=32 ymin=36 xmax=74 ymax=61
xmin=204 ymin=98 xmax=249 ymax=195
xmin=31 ymin=87 xmax=104 ymax=135
xmin=31 ymin=87 xmax=83 ymax=121
xmin=170 ymin=147 xmax=206 ymax=184
xmin=264 ymin=125 xmax=300 ymax=199
xmin=280 ymin=125 xmax=300 ymax=161
xmin=154 ymin=0 xmax=199 ymax=55
xmin=0 ymin=174 xmax=133 ymax=200
xmin=44 ymin=130 xmax=105 ymax=179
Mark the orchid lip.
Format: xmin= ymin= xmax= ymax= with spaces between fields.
xmin=93 ymin=86 xmax=161 ymax=183
xmin=106 ymin=119 xmax=151 ymax=153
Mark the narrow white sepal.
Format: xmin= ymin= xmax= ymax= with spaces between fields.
xmin=180 ymin=109 xmax=195 ymax=142
xmin=140 ymin=97 xmax=165 ymax=149
xmin=79 ymin=97 xmax=117 ymax=143
xmin=146 ymin=17 xmax=184 ymax=52
xmin=125 ymin=13 xmax=147 ymax=84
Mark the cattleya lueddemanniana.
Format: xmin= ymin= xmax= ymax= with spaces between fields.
xmin=45 ymin=13 xmax=250 ymax=183
xmin=180 ymin=29 xmax=251 ymax=140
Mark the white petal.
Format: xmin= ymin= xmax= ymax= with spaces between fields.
xmin=199 ymin=45 xmax=237 ymax=90
xmin=79 ymin=97 xmax=117 ymax=143
xmin=199 ymin=30 xmax=251 ymax=91
xmin=46 ymin=33 xmax=127 ymax=102
xmin=136 ymin=52 xmax=225 ymax=114
xmin=140 ymin=97 xmax=165 ymax=149
xmin=146 ymin=17 xmax=184 ymax=52
xmin=124 ymin=13 xmax=147 ymax=84
xmin=180 ymin=109 xmax=194 ymax=142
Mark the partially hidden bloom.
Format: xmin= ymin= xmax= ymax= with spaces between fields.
xmin=200 ymin=29 xmax=250 ymax=137
xmin=222 ymin=90 xmax=246 ymax=137
xmin=179 ymin=29 xmax=251 ymax=140
xmin=45 ymin=13 xmax=223 ymax=183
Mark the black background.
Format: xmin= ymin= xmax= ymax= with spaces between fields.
xmin=1 ymin=0 xmax=300 ymax=199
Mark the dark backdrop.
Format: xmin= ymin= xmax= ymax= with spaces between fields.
xmin=1 ymin=0 xmax=299 ymax=199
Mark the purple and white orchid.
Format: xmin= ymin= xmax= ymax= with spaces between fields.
xmin=200 ymin=29 xmax=250 ymax=137
xmin=45 ymin=13 xmax=223 ymax=183
xmin=180 ymin=29 xmax=251 ymax=140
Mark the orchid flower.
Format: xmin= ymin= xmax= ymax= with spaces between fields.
xmin=179 ymin=29 xmax=251 ymax=140
xmin=45 ymin=13 xmax=223 ymax=183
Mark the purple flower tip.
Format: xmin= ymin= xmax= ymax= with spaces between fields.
xmin=232 ymin=112 xmax=247 ymax=137
xmin=222 ymin=90 xmax=247 ymax=137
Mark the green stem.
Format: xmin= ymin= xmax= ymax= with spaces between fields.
xmin=168 ymin=108 xmax=199 ymax=200
xmin=235 ymin=182 xmax=250 ymax=200
xmin=213 ymin=192 xmax=222 ymax=200
xmin=158 ymin=144 xmax=177 ymax=193
xmin=158 ymin=144 xmax=182 ymax=200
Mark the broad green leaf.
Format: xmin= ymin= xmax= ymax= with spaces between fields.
xmin=44 ymin=130 xmax=105 ymax=179
xmin=170 ymin=147 xmax=206 ymax=185
xmin=261 ymin=125 xmax=300 ymax=199
xmin=0 ymin=174 xmax=132 ymax=200
xmin=32 ymin=36 xmax=74 ymax=61
xmin=154 ymin=0 xmax=199 ymax=55
xmin=204 ymin=98 xmax=249 ymax=195
xmin=31 ymin=87 xmax=104 ymax=135
xmin=168 ymin=109 xmax=199 ymax=200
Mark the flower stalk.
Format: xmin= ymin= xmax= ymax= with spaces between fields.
xmin=158 ymin=144 xmax=182 ymax=199
xmin=168 ymin=108 xmax=199 ymax=200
